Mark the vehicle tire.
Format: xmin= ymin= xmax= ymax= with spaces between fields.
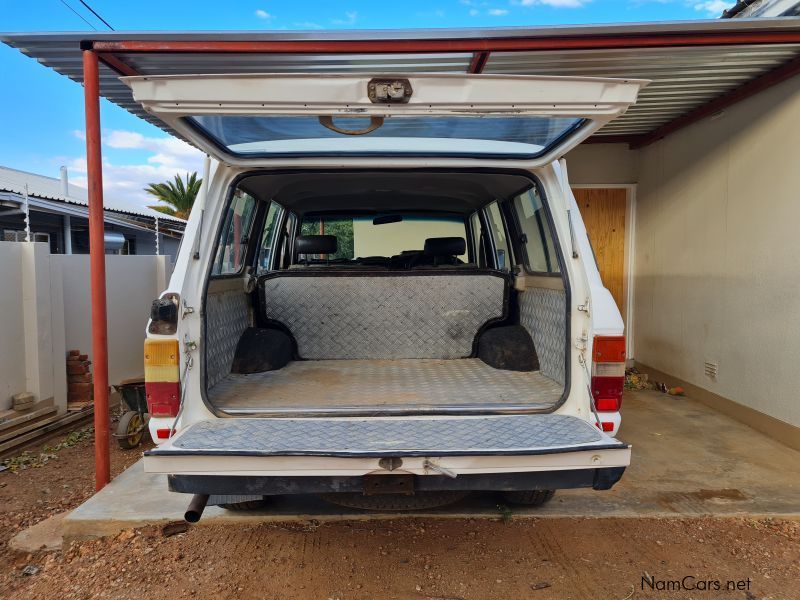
xmin=115 ymin=411 xmax=144 ymax=449
xmin=219 ymin=499 xmax=270 ymax=511
xmin=319 ymin=491 xmax=470 ymax=511
xmin=500 ymin=489 xmax=555 ymax=506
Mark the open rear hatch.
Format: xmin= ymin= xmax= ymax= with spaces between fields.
xmin=123 ymin=73 xmax=647 ymax=165
xmin=144 ymin=414 xmax=630 ymax=486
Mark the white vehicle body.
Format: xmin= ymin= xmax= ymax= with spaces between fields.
xmin=133 ymin=74 xmax=645 ymax=504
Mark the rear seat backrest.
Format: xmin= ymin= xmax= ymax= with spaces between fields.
xmin=260 ymin=270 xmax=509 ymax=360
xmin=294 ymin=234 xmax=337 ymax=266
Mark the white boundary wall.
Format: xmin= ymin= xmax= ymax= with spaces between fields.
xmin=0 ymin=242 xmax=171 ymax=414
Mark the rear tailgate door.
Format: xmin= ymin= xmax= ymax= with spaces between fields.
xmin=144 ymin=414 xmax=630 ymax=477
xmin=123 ymin=73 xmax=647 ymax=166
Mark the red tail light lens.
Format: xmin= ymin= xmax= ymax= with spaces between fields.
xmin=591 ymin=336 xmax=625 ymax=412
xmin=144 ymin=339 xmax=180 ymax=418
xmin=146 ymin=382 xmax=181 ymax=418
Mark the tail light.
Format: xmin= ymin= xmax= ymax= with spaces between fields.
xmin=591 ymin=336 xmax=625 ymax=412
xmin=144 ymin=339 xmax=180 ymax=418
xmin=155 ymin=428 xmax=176 ymax=440
xmin=148 ymin=293 xmax=180 ymax=335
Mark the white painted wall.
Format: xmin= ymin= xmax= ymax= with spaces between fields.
xmin=634 ymin=76 xmax=800 ymax=428
xmin=0 ymin=243 xmax=28 ymax=411
xmin=0 ymin=242 xmax=66 ymax=413
xmin=54 ymin=254 xmax=172 ymax=385
xmin=0 ymin=244 xmax=171 ymax=413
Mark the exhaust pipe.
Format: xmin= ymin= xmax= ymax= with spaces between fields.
xmin=184 ymin=494 xmax=210 ymax=523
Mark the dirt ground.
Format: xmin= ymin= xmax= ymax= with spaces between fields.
xmin=1 ymin=427 xmax=799 ymax=600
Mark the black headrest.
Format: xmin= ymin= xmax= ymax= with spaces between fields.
xmin=424 ymin=237 xmax=466 ymax=256
xmin=296 ymin=235 xmax=337 ymax=255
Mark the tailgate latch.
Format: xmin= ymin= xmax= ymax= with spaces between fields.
xmin=368 ymin=78 xmax=413 ymax=103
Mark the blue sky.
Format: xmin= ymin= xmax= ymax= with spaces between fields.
xmin=1 ymin=0 xmax=732 ymax=208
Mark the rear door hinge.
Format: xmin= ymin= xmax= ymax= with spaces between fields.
xmin=183 ymin=334 xmax=198 ymax=370
xmin=578 ymin=298 xmax=590 ymax=314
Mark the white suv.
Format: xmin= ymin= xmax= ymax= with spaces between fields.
xmin=134 ymin=73 xmax=645 ymax=514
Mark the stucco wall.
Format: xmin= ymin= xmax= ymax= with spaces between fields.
xmin=634 ymin=76 xmax=800 ymax=427
xmin=0 ymin=243 xmax=27 ymax=410
xmin=564 ymin=143 xmax=638 ymax=184
xmin=0 ymin=242 xmax=67 ymax=413
xmin=55 ymin=254 xmax=173 ymax=385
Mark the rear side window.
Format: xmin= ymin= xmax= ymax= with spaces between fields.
xmin=469 ymin=212 xmax=483 ymax=266
xmin=512 ymin=188 xmax=561 ymax=274
xmin=255 ymin=201 xmax=283 ymax=273
xmin=485 ymin=202 xmax=511 ymax=272
xmin=211 ymin=189 xmax=258 ymax=276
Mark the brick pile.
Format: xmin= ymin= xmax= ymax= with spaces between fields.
xmin=67 ymin=349 xmax=93 ymax=408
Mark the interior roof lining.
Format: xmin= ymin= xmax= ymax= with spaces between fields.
xmin=238 ymin=170 xmax=534 ymax=215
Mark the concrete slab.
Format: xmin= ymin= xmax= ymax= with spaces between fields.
xmin=10 ymin=511 xmax=66 ymax=552
xmin=63 ymin=389 xmax=800 ymax=541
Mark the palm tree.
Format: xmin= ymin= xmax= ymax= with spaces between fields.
xmin=145 ymin=172 xmax=202 ymax=220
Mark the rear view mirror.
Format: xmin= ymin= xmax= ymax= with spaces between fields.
xmin=373 ymin=215 xmax=403 ymax=225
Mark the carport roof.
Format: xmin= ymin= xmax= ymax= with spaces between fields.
xmin=4 ymin=18 xmax=800 ymax=148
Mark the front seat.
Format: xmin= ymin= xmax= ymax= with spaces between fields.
xmin=411 ymin=237 xmax=466 ymax=267
xmin=293 ymin=234 xmax=338 ymax=266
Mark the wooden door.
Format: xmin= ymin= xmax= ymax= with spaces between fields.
xmin=573 ymin=188 xmax=627 ymax=314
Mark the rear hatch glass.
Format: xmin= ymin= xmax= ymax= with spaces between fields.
xmin=188 ymin=114 xmax=585 ymax=158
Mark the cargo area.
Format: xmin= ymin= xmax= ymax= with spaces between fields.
xmin=202 ymin=171 xmax=569 ymax=416
xmin=208 ymin=358 xmax=564 ymax=413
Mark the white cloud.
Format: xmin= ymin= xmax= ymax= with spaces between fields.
xmin=515 ymin=0 xmax=588 ymax=7
xmin=693 ymin=0 xmax=730 ymax=15
xmin=67 ymin=129 xmax=204 ymax=211
xmin=294 ymin=21 xmax=323 ymax=29
xmin=488 ymin=8 xmax=509 ymax=15
xmin=469 ymin=8 xmax=480 ymax=15
xmin=332 ymin=11 xmax=358 ymax=25
xmin=255 ymin=9 xmax=272 ymax=19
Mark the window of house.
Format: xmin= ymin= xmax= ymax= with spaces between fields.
xmin=210 ymin=189 xmax=258 ymax=276
xmin=512 ymin=188 xmax=561 ymax=274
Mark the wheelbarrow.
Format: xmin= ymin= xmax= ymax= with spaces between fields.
xmin=112 ymin=377 xmax=149 ymax=449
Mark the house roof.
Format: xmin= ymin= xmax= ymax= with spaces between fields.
xmin=3 ymin=18 xmax=800 ymax=147
xmin=0 ymin=165 xmax=185 ymax=224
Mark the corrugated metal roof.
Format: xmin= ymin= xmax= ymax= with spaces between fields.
xmin=0 ymin=165 xmax=185 ymax=223
xmin=485 ymin=43 xmax=800 ymax=136
xmin=3 ymin=18 xmax=800 ymax=144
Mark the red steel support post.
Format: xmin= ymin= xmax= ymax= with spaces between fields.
xmin=83 ymin=49 xmax=111 ymax=490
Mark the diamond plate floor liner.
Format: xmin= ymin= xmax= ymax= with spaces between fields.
xmin=153 ymin=414 xmax=613 ymax=456
xmin=208 ymin=358 xmax=563 ymax=412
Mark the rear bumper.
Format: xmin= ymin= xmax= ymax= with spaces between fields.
xmin=144 ymin=414 xmax=631 ymax=478
xmin=168 ymin=466 xmax=626 ymax=496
